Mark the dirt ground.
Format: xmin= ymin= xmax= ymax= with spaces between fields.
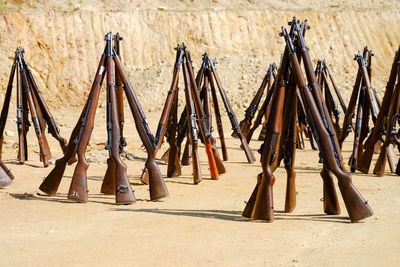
xmin=0 ymin=106 xmax=399 ymax=266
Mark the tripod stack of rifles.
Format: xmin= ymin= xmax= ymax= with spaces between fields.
xmin=2 ymin=18 xmax=400 ymax=223
xmin=145 ymin=43 xmax=256 ymax=186
xmin=241 ymin=18 xmax=374 ymax=223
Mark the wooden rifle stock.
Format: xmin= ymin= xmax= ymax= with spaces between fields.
xmin=320 ymin=166 xmax=340 ymax=215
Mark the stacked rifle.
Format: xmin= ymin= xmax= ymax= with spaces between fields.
xmin=144 ymin=44 xmax=255 ymax=185
xmin=39 ymin=32 xmax=169 ymax=204
xmin=342 ymin=46 xmax=400 ymax=176
xmin=0 ymin=47 xmax=68 ymax=167
xmin=242 ymin=18 xmax=373 ymax=223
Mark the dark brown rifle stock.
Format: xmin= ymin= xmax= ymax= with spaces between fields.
xmin=114 ymin=51 xmax=169 ymax=200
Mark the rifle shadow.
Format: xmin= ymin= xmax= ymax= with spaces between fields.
xmin=9 ymin=192 xmax=147 ymax=205
xmin=113 ymin=208 xmax=243 ymax=221
xmin=63 ymin=175 xmax=145 ymax=186
xmin=274 ymin=211 xmax=351 ymax=224
xmin=112 ymin=208 xmax=351 ymax=223
xmin=5 ymin=160 xmax=44 ymax=168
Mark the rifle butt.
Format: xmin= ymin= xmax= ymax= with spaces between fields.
xmin=115 ymin=161 xmax=135 ymax=205
xmin=205 ymin=142 xmax=218 ymax=180
xmin=39 ymin=157 xmax=68 ymax=195
xmin=386 ymin=144 xmax=397 ymax=173
xmin=67 ymin=160 xmax=89 ymax=203
xmin=101 ymin=158 xmax=116 ymax=194
xmin=242 ymin=173 xmax=261 ymax=218
xmin=320 ymin=168 xmax=341 ymax=215
xmin=167 ymin=146 xmax=181 ymax=177
xmin=284 ymin=170 xmax=296 ymax=213
xmin=350 ymin=156 xmax=357 ymax=173
xmin=251 ymin=174 xmax=275 ymax=222
xmin=146 ymin=158 xmax=169 ymax=201
xmin=372 ymin=147 xmax=387 ymax=177
xmin=338 ymin=180 xmax=373 ymax=222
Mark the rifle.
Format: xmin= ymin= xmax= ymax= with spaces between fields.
xmin=202 ymin=71 xmax=226 ymax=175
xmin=184 ymin=50 xmax=219 ymax=180
xmin=21 ymin=55 xmax=68 ymax=154
xmin=139 ymin=45 xmax=184 ymax=184
xmin=323 ymin=61 xmax=347 ymax=114
xmin=166 ymin=84 xmax=182 ymax=177
xmin=288 ymin=23 xmax=373 ymax=221
xmin=182 ymin=58 xmax=203 ymax=183
xmin=17 ymin=50 xmax=50 ymax=167
xmin=16 ymin=57 xmax=26 ymax=164
xmin=40 ymin=47 xmax=107 ymax=196
xmin=236 ymin=64 xmax=273 ymax=138
xmin=357 ymin=47 xmax=400 ymax=173
xmin=207 ymin=56 xmax=256 ymax=163
xmin=0 ymin=57 xmax=16 ymax=159
xmin=114 ymin=48 xmax=169 ymax=200
xmin=349 ymin=84 xmax=365 ymax=172
xmin=208 ymin=67 xmax=228 ymax=161
xmin=114 ymin=33 xmax=127 ymax=152
xmin=103 ymin=34 xmax=135 ymax=204
xmin=373 ymin=68 xmax=400 ymax=176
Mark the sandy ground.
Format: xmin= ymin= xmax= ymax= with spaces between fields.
xmin=0 ymin=105 xmax=399 ymax=266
